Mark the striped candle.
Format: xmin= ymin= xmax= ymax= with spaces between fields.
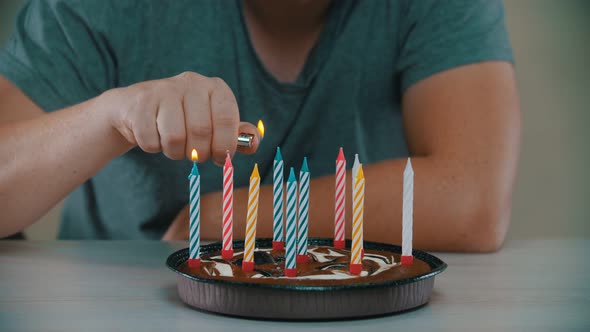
xmin=334 ymin=147 xmax=346 ymax=249
xmin=272 ymin=147 xmax=284 ymax=250
xmin=352 ymin=154 xmax=364 ymax=258
xmin=297 ymin=157 xmax=310 ymax=264
xmin=402 ymin=158 xmax=414 ymax=266
xmin=221 ymin=152 xmax=234 ymax=259
xmin=188 ymin=149 xmax=201 ymax=268
xmin=242 ymin=164 xmax=260 ymax=272
xmin=350 ymin=164 xmax=365 ymax=275
xmin=285 ymin=167 xmax=298 ymax=277
xmin=352 ymin=154 xmax=360 ymax=187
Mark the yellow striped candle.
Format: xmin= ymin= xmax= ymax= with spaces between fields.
xmin=350 ymin=164 xmax=365 ymax=275
xmin=242 ymin=164 xmax=260 ymax=272
xmin=352 ymin=154 xmax=364 ymax=258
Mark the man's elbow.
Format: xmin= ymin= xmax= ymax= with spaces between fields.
xmin=463 ymin=197 xmax=512 ymax=253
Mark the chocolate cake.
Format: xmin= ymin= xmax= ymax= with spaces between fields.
xmin=179 ymin=245 xmax=431 ymax=286
xmin=168 ymin=239 xmax=447 ymax=319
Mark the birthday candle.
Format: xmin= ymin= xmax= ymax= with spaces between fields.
xmin=350 ymin=164 xmax=365 ymax=275
xmin=352 ymin=154 xmax=360 ymax=186
xmin=188 ymin=149 xmax=201 ymax=268
xmin=242 ymin=164 xmax=260 ymax=272
xmin=272 ymin=147 xmax=285 ymax=250
xmin=334 ymin=148 xmax=346 ymax=249
xmin=285 ymin=167 xmax=298 ymax=277
xmin=352 ymin=154 xmax=364 ymax=258
xmin=402 ymin=158 xmax=414 ymax=266
xmin=297 ymin=157 xmax=310 ymax=264
xmin=221 ymin=152 xmax=234 ymax=259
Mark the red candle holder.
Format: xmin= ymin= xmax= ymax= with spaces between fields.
xmin=272 ymin=241 xmax=284 ymax=251
xmin=296 ymin=254 xmax=309 ymax=264
xmin=188 ymin=258 xmax=201 ymax=268
xmin=221 ymin=249 xmax=234 ymax=260
xmin=401 ymin=255 xmax=413 ymax=266
xmin=333 ymin=240 xmax=345 ymax=249
xmin=242 ymin=261 xmax=254 ymax=272
xmin=349 ymin=263 xmax=362 ymax=275
xmin=284 ymin=268 xmax=297 ymax=277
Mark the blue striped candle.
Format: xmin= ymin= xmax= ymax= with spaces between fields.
xmin=188 ymin=149 xmax=201 ymax=268
xmin=272 ymin=147 xmax=284 ymax=250
xmin=284 ymin=167 xmax=298 ymax=277
xmin=297 ymin=157 xmax=310 ymax=264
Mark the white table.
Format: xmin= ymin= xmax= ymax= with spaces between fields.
xmin=1 ymin=238 xmax=588 ymax=331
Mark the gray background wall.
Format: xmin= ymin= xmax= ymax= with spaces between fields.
xmin=1 ymin=0 xmax=588 ymax=241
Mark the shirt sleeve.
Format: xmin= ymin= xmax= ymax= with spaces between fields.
xmin=396 ymin=0 xmax=514 ymax=93
xmin=0 ymin=0 xmax=115 ymax=112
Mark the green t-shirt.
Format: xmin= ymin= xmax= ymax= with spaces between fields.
xmin=0 ymin=0 xmax=512 ymax=239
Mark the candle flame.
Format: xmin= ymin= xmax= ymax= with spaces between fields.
xmin=191 ymin=149 xmax=198 ymax=162
xmin=257 ymin=120 xmax=265 ymax=138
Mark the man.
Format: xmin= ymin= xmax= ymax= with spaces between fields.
xmin=0 ymin=0 xmax=520 ymax=251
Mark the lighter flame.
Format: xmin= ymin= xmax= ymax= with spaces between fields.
xmin=191 ymin=149 xmax=198 ymax=162
xmin=257 ymin=120 xmax=265 ymax=138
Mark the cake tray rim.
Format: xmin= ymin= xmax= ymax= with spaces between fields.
xmin=166 ymin=238 xmax=447 ymax=292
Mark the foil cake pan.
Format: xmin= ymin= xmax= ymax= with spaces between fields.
xmin=166 ymin=238 xmax=447 ymax=320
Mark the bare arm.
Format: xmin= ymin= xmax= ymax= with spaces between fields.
xmin=0 ymin=73 xmax=260 ymax=237
xmin=0 ymin=76 xmax=128 ymax=236
xmin=190 ymin=62 xmax=520 ymax=252
xmin=398 ymin=61 xmax=520 ymax=251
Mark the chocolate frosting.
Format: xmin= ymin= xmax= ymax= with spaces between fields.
xmin=180 ymin=246 xmax=431 ymax=286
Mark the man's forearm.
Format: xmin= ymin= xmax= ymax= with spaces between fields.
xmin=0 ymin=95 xmax=130 ymax=236
xmin=202 ymin=156 xmax=510 ymax=252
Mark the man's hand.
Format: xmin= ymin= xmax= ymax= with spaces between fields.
xmin=0 ymin=71 xmax=261 ymax=237
xmin=103 ymin=72 xmax=260 ymax=164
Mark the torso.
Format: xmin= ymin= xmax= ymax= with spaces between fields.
xmin=59 ymin=0 xmax=409 ymax=239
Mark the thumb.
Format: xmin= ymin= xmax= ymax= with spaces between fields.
xmin=236 ymin=121 xmax=262 ymax=155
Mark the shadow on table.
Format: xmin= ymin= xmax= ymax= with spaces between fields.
xmin=1 ymin=232 xmax=25 ymax=240
xmin=162 ymin=284 xmax=188 ymax=309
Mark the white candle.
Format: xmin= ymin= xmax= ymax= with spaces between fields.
xmin=402 ymin=158 xmax=414 ymax=265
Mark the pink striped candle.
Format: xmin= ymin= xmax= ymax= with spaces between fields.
xmin=222 ymin=152 xmax=234 ymax=260
xmin=334 ymin=147 xmax=346 ymax=249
